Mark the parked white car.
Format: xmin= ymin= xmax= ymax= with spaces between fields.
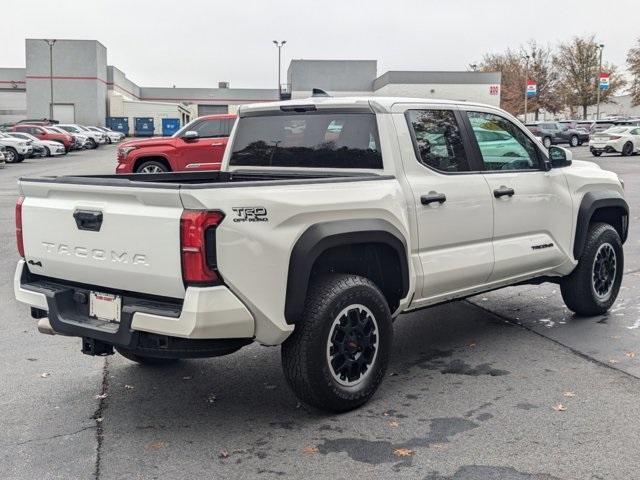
xmin=8 ymin=132 xmax=66 ymax=157
xmin=57 ymin=124 xmax=105 ymax=149
xmin=589 ymin=126 xmax=640 ymax=157
xmin=88 ymin=126 xmax=124 ymax=144
xmin=0 ymin=131 xmax=32 ymax=162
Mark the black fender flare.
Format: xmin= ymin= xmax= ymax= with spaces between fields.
xmin=573 ymin=191 xmax=629 ymax=259
xmin=284 ymin=219 xmax=410 ymax=324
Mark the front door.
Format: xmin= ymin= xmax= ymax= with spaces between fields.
xmin=178 ymin=117 xmax=232 ymax=170
xmin=463 ymin=109 xmax=574 ymax=282
xmin=395 ymin=107 xmax=494 ymax=302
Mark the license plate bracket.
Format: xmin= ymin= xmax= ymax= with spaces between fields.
xmin=89 ymin=291 xmax=122 ymax=324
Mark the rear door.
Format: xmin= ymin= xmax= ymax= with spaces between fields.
xmin=19 ymin=179 xmax=186 ymax=299
xmin=395 ymin=106 xmax=494 ymax=301
xmin=463 ymin=109 xmax=573 ymax=282
xmin=178 ymin=118 xmax=232 ymax=170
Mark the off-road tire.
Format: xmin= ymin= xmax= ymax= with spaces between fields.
xmin=115 ymin=347 xmax=180 ymax=366
xmin=561 ymin=223 xmax=623 ymax=316
xmin=281 ymin=274 xmax=392 ymax=412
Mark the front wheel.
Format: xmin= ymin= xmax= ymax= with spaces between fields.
xmin=136 ymin=160 xmax=169 ymax=174
xmin=44 ymin=146 xmax=51 ymax=157
xmin=4 ymin=147 xmax=19 ymax=163
xmin=561 ymin=223 xmax=623 ymax=316
xmin=115 ymin=347 xmax=180 ymax=366
xmin=281 ymin=274 xmax=392 ymax=412
xmin=591 ymin=150 xmax=602 ymax=157
xmin=570 ymin=135 xmax=579 ymax=147
xmin=622 ymin=142 xmax=633 ymax=156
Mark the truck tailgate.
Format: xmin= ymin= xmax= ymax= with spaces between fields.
xmin=19 ymin=179 xmax=186 ymax=299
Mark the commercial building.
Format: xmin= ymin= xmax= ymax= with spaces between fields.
xmin=1 ymin=38 xmax=503 ymax=135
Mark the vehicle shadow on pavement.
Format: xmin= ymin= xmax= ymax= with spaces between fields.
xmin=95 ymin=300 xmax=640 ymax=479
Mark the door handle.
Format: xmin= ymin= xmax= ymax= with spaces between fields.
xmin=421 ymin=192 xmax=447 ymax=205
xmin=493 ymin=186 xmax=515 ymax=198
xmin=211 ymin=142 xmax=224 ymax=146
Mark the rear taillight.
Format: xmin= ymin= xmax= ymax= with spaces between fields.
xmin=16 ymin=196 xmax=24 ymax=257
xmin=609 ymin=135 xmax=621 ymax=140
xmin=180 ymin=210 xmax=224 ymax=284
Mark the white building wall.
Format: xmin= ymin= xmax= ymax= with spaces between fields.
xmin=114 ymin=98 xmax=189 ymax=135
xmin=373 ymin=83 xmax=501 ymax=107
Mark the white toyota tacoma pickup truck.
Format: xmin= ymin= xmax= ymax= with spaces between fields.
xmin=14 ymin=96 xmax=628 ymax=412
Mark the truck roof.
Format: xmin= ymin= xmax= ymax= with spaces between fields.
xmin=238 ymin=96 xmax=497 ymax=116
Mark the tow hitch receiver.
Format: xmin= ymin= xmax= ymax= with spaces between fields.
xmin=82 ymin=337 xmax=114 ymax=356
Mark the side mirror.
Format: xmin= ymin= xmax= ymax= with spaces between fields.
xmin=548 ymin=146 xmax=572 ymax=168
xmin=182 ymin=130 xmax=199 ymax=140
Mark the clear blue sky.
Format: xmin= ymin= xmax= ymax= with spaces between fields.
xmin=2 ymin=0 xmax=638 ymax=88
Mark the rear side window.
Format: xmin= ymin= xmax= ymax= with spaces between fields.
xmin=230 ymin=113 xmax=382 ymax=169
xmin=406 ymin=109 xmax=470 ymax=173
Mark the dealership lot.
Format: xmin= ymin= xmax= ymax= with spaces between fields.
xmin=2 ymin=145 xmax=640 ymax=479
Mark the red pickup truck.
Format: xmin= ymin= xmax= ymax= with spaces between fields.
xmin=116 ymin=114 xmax=236 ymax=174
xmin=12 ymin=124 xmax=75 ymax=152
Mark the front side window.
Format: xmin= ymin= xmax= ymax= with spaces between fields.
xmin=467 ymin=111 xmax=541 ymax=171
xmin=406 ymin=109 xmax=470 ymax=173
xmin=230 ymin=113 xmax=382 ymax=169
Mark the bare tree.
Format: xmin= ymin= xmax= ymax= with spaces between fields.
xmin=477 ymin=42 xmax=560 ymax=119
xmin=522 ymin=41 xmax=562 ymax=120
xmin=554 ymin=35 xmax=626 ymax=119
xmin=627 ymin=38 xmax=640 ymax=107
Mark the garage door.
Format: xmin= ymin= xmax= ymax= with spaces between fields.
xmin=197 ymin=104 xmax=228 ymax=116
xmin=0 ymin=90 xmax=27 ymax=123
xmin=53 ymin=104 xmax=75 ymax=123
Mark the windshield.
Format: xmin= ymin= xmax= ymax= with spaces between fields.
xmin=229 ymin=113 xmax=382 ymax=169
xmin=60 ymin=126 xmax=79 ymax=133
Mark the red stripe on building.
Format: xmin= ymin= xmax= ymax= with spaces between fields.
xmin=26 ymin=75 xmax=108 ymax=84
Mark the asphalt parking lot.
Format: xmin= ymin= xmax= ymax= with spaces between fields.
xmin=2 ymin=145 xmax=640 ymax=480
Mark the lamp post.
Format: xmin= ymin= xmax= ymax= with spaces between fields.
xmin=273 ymin=40 xmax=286 ymax=98
xmin=596 ymin=43 xmax=604 ymax=120
xmin=43 ymin=39 xmax=56 ymax=119
xmin=522 ymin=54 xmax=530 ymax=124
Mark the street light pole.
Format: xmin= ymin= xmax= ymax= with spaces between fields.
xmin=44 ymin=39 xmax=56 ymax=119
xmin=523 ymin=55 xmax=530 ymax=124
xmin=596 ymin=43 xmax=604 ymax=120
xmin=272 ymin=40 xmax=286 ymax=98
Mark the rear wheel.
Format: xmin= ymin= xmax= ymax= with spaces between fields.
xmin=543 ymin=136 xmax=552 ymax=148
xmin=622 ymin=142 xmax=633 ymax=156
xmin=570 ymin=135 xmax=579 ymax=147
xmin=86 ymin=138 xmax=97 ymax=149
xmin=136 ymin=160 xmax=169 ymax=174
xmin=281 ymin=274 xmax=392 ymax=412
xmin=44 ymin=146 xmax=51 ymax=157
xmin=561 ymin=223 xmax=623 ymax=316
xmin=115 ymin=347 xmax=180 ymax=366
xmin=592 ymin=150 xmax=602 ymax=157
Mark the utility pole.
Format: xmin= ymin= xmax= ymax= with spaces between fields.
xmin=43 ymin=39 xmax=56 ymax=119
xmin=596 ymin=43 xmax=604 ymax=120
xmin=272 ymin=40 xmax=286 ymax=99
xmin=523 ymin=54 xmax=530 ymax=124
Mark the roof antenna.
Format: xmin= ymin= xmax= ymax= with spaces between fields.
xmin=312 ymin=88 xmax=330 ymax=97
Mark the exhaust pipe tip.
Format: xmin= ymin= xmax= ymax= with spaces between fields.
xmin=37 ymin=317 xmax=56 ymax=335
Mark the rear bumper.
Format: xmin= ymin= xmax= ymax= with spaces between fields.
xmin=14 ymin=260 xmax=255 ymax=346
